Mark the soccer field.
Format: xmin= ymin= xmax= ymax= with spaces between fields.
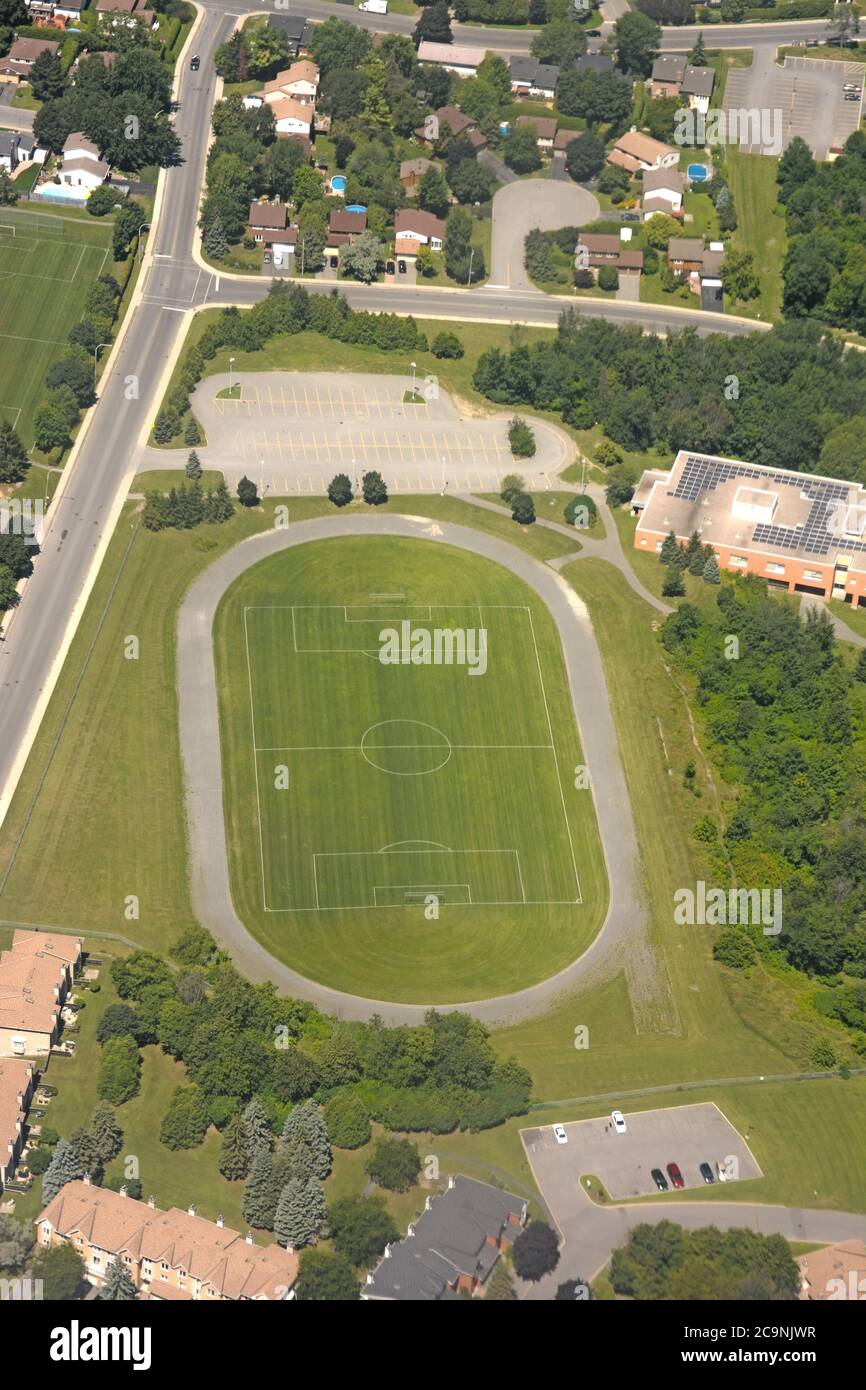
xmin=0 ymin=207 xmax=112 ymax=448
xmin=215 ymin=536 xmax=607 ymax=1001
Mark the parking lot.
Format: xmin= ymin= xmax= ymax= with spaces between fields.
xmin=723 ymin=50 xmax=864 ymax=158
xmin=174 ymin=371 xmax=571 ymax=494
xmin=522 ymin=1102 xmax=763 ymax=1208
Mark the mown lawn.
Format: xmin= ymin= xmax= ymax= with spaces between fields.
xmin=726 ymin=148 xmax=787 ymax=323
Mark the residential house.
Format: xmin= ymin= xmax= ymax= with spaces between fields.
xmin=0 ymin=36 xmax=61 ymax=85
xmin=415 ymin=105 xmax=479 ymax=147
xmin=0 ymin=930 xmax=81 ymax=1058
xmin=508 ymin=56 xmax=559 ymax=101
xmin=329 ymin=208 xmax=366 ymax=241
xmin=399 ymin=157 xmax=435 ymax=195
xmin=248 ymin=200 xmax=288 ymax=247
xmin=416 ymin=42 xmax=486 ymax=78
xmin=0 ymin=1059 xmax=33 ymax=1191
xmin=0 ymin=132 xmax=20 ymax=174
xmin=268 ymin=13 xmax=313 ymax=55
xmin=36 ymin=1178 xmax=300 ymax=1299
xmin=394 ymin=208 xmax=446 ymax=260
xmin=516 ymin=115 xmax=557 ymax=152
xmin=608 ymin=128 xmax=679 ymax=174
xmin=58 ymin=131 xmax=110 ymax=191
xmin=260 ymin=60 xmax=319 ymax=107
xmin=680 ymin=64 xmax=715 ymax=114
xmin=574 ymin=52 xmax=614 ymax=75
xmin=667 ymin=236 xmax=706 ymax=275
xmin=647 ymin=53 xmax=685 ymax=99
xmin=699 ymin=244 xmax=725 ymax=310
xmin=55 ymin=0 xmax=86 ymax=18
xmin=797 ymin=1241 xmax=866 ymax=1300
xmin=553 ymin=127 xmax=580 ymax=160
xmin=362 ymin=1175 xmax=527 ymax=1300
xmin=94 ymin=0 xmax=155 ymax=26
xmin=269 ymin=97 xmax=313 ymax=139
xmin=641 ymin=166 xmax=685 ymax=219
xmin=576 ymin=231 xmax=644 ymax=278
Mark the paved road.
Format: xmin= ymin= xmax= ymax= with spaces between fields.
xmin=488 ymin=180 xmax=600 ymax=291
xmin=177 ymin=512 xmax=651 ymax=1025
xmin=0 ymin=106 xmax=35 ymax=134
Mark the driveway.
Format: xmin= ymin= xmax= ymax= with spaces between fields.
xmin=487 ymin=178 xmax=600 ymax=291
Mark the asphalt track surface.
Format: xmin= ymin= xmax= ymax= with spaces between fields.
xmin=177 ymin=512 xmax=649 ymax=1025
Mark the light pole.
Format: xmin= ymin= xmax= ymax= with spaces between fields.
xmin=440 ymin=454 xmax=447 ymax=496
xmin=260 ymin=456 xmax=265 ymax=500
xmin=228 ymin=355 xmax=236 ymax=395
xmin=467 ymin=246 xmax=475 ymax=289
xmin=411 ymin=360 xmax=417 ymax=399
xmin=93 ymin=342 xmax=111 ymax=387
xmin=136 ymin=222 xmax=151 ymax=260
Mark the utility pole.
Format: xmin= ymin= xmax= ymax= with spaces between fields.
xmin=467 ymin=246 xmax=475 ymax=289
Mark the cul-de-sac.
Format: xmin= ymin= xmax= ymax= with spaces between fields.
xmin=0 ymin=0 xmax=865 ymax=1319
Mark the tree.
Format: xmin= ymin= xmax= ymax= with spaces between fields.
xmin=556 ymin=70 xmax=632 ymax=128
xmin=261 ymin=137 xmax=303 ymax=203
xmin=219 ymin=1113 xmax=250 ymax=1181
xmin=512 ymin=1220 xmax=560 ymax=1281
xmin=46 ymin=355 xmax=95 ymax=409
xmin=418 ymin=165 xmax=450 ymax=218
xmin=273 ymin=1176 xmax=327 ymax=1249
xmin=0 ymin=170 xmax=18 ymax=208
xmin=32 ymin=1243 xmax=84 ymax=1301
xmin=362 ymin=470 xmax=388 ymax=505
xmin=41 ymin=1138 xmax=83 ymax=1204
xmin=99 ymin=1255 xmax=138 ymax=1300
xmin=365 ymin=1136 xmax=420 ymax=1192
xmin=565 ymin=131 xmax=605 ymax=183
xmin=281 ymin=1099 xmax=332 ymax=1180
xmin=449 ymin=157 xmax=494 ymax=205
xmin=500 ymin=473 xmax=525 ymax=504
xmin=508 ymin=416 xmax=536 ymax=458
xmin=713 ymin=929 xmax=757 ymax=968
xmin=243 ymin=1148 xmax=281 ymax=1229
xmin=703 ymin=552 xmax=720 ymax=585
xmin=598 ymin=265 xmax=619 ymax=292
xmin=241 ymin=1097 xmax=274 ymax=1159
xmin=721 ymin=247 xmax=759 ymax=303
xmin=160 ymin=1084 xmax=210 ymax=1150
xmin=86 ymin=185 xmax=122 ymax=218
xmin=185 ymin=450 xmax=202 ymax=481
xmin=688 ymin=31 xmax=707 ymax=67
xmin=33 ymin=395 xmax=74 ymax=454
xmin=204 ymin=216 xmax=229 ymax=261
xmin=296 ymin=1248 xmax=359 ymax=1301
xmin=184 ymin=417 xmax=201 ymax=447
xmin=30 ymin=49 xmax=66 ymax=102
xmin=413 ymin=1 xmax=453 ymax=47
xmin=531 ymin=18 xmax=587 ymax=68
xmin=614 ymin=12 xmax=661 ymax=77
xmin=96 ymin=1003 xmax=142 ymax=1045
xmin=89 ymin=1104 xmax=123 ymax=1164
xmin=511 ymin=491 xmax=536 ymax=525
xmin=0 ymin=421 xmax=28 ymax=483
xmin=237 ymin=475 xmax=259 ymax=507
xmin=323 ymin=1092 xmax=371 ymax=1149
xmin=341 ymin=230 xmax=385 ymax=285
xmin=503 ymin=125 xmax=541 ymax=175
xmin=0 ymin=563 xmax=17 ymax=613
xmin=309 ymin=18 xmax=373 ymax=77
xmin=811 ymin=1037 xmax=837 ymax=1069
xmin=776 ymin=136 xmax=815 ymax=204
xmin=431 ymin=332 xmax=464 ymax=360
xmin=98 ymin=1035 xmax=141 ymax=1106
xmin=662 ymin=564 xmax=686 ymax=597
xmin=644 ymin=95 xmax=681 ymax=143
xmin=555 ymin=1277 xmax=592 ymax=1299
xmin=0 ymin=1214 xmax=33 ymax=1274
xmin=327 ymin=473 xmax=354 ymax=507
xmin=328 ymin=1194 xmax=398 ymax=1266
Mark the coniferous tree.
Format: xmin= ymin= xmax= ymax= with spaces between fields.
xmin=241 ymin=1097 xmax=273 ymax=1158
xmin=42 ymin=1139 xmax=83 ymax=1204
xmin=659 ymin=531 xmax=680 ymax=567
xmin=0 ymin=421 xmax=28 ymax=484
xmin=89 ymin=1104 xmax=123 ymax=1164
xmin=184 ymin=417 xmax=201 ymax=447
xmin=186 ymin=450 xmax=202 ymax=481
xmin=219 ymin=1113 xmax=251 ymax=1181
xmin=99 ymin=1255 xmax=138 ymax=1300
xmin=242 ymin=1148 xmax=281 ymax=1229
xmin=204 ymin=216 xmax=230 ymax=260
xmin=702 ymin=552 xmax=721 ymax=585
xmin=281 ymin=1100 xmax=331 ymax=1179
xmin=273 ymin=1176 xmax=327 ymax=1249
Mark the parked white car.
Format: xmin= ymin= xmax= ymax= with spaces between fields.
xmin=611 ymin=1110 xmax=627 ymax=1134
xmin=553 ymin=1124 xmax=568 ymax=1145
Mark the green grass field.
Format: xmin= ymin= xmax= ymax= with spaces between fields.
xmin=214 ymin=536 xmax=606 ymax=999
xmin=726 ymin=148 xmax=787 ymax=323
xmin=0 ymin=206 xmax=113 ymax=448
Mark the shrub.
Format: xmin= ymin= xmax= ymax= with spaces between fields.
xmin=365 ymin=1136 xmax=420 ymax=1192
xmin=508 ymin=416 xmax=536 ymax=458
xmin=323 ymin=1092 xmax=371 ymax=1149
xmin=431 ymin=332 xmax=464 ymax=359
xmin=598 ymin=265 xmax=619 ymax=292
xmin=513 ymin=1221 xmax=560 ymax=1281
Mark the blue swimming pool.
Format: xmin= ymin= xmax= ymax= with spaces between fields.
xmin=688 ymin=163 xmax=709 ymax=182
xmin=330 ymin=175 xmax=347 ymax=192
xmin=345 ymin=203 xmax=366 ymax=213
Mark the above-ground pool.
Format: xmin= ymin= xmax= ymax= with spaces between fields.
xmin=687 ymin=163 xmax=709 ymax=182
xmin=345 ymin=203 xmax=366 ymax=214
xmin=330 ymin=175 xmax=347 ymax=193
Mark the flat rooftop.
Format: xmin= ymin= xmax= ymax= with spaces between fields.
xmin=636 ymin=450 xmax=866 ymax=569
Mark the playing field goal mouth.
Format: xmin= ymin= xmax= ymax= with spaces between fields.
xmin=310 ymin=848 xmax=526 ymax=911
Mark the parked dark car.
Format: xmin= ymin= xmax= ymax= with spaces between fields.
xmin=699 ymin=1162 xmax=715 ymax=1184
xmin=666 ymin=1162 xmax=685 ymax=1189
xmin=651 ymin=1168 xmax=668 ymax=1192
xmin=190 ymin=55 xmax=200 ymax=71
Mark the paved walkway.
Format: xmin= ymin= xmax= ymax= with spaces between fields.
xmin=177 ymin=513 xmax=653 ymax=1025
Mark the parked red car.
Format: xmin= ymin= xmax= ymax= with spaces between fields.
xmin=666 ymin=1162 xmax=685 ymax=1189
